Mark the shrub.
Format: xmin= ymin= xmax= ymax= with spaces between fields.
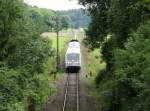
xmin=0 ymin=65 xmax=26 ymax=111
xmin=96 ymin=21 xmax=150 ymax=111
xmin=95 ymin=69 xmax=107 ymax=86
xmin=112 ymin=21 xmax=150 ymax=111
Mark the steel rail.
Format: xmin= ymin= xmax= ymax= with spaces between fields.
xmin=62 ymin=73 xmax=79 ymax=111
xmin=62 ymin=74 xmax=69 ymax=111
xmin=76 ymin=73 xmax=79 ymax=111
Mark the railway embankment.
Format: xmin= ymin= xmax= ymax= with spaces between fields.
xmin=81 ymin=44 xmax=106 ymax=111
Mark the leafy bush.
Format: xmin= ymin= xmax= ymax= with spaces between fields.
xmin=80 ymin=0 xmax=149 ymax=110
xmin=0 ymin=65 xmax=25 ymax=111
xmin=0 ymin=0 xmax=57 ymax=110
xmin=116 ymin=21 xmax=149 ymax=111
xmin=112 ymin=21 xmax=150 ymax=111
xmin=95 ymin=69 xmax=107 ymax=86
xmin=7 ymin=37 xmax=53 ymax=73
xmin=95 ymin=21 xmax=150 ymax=111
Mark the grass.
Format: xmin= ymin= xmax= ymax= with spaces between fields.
xmin=41 ymin=31 xmax=70 ymax=68
xmin=48 ymin=36 xmax=66 ymax=51
xmin=41 ymin=32 xmax=67 ymax=49
xmin=82 ymin=44 xmax=106 ymax=107
xmin=82 ymin=46 xmax=109 ymax=111
xmin=82 ymin=46 xmax=106 ymax=77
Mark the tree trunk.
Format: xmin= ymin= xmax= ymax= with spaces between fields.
xmin=27 ymin=96 xmax=35 ymax=111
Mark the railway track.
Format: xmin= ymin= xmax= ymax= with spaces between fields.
xmin=62 ymin=73 xmax=79 ymax=111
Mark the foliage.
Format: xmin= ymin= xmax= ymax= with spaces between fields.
xmin=95 ymin=21 xmax=150 ymax=111
xmin=7 ymin=37 xmax=53 ymax=73
xmin=27 ymin=6 xmax=71 ymax=33
xmin=108 ymin=0 xmax=150 ymax=48
xmin=60 ymin=15 xmax=71 ymax=29
xmin=58 ymin=9 xmax=91 ymax=29
xmin=0 ymin=0 xmax=25 ymax=60
xmin=79 ymin=0 xmax=109 ymax=48
xmin=27 ymin=6 xmax=55 ymax=32
xmin=81 ymin=0 xmax=150 ymax=70
xmin=80 ymin=0 xmax=150 ymax=73
xmin=112 ymin=22 xmax=150 ymax=111
xmin=0 ymin=0 xmax=65 ymax=111
xmin=0 ymin=65 xmax=24 ymax=111
xmin=52 ymin=14 xmax=71 ymax=33
xmin=95 ymin=69 xmax=107 ymax=87
xmin=80 ymin=0 xmax=150 ymax=110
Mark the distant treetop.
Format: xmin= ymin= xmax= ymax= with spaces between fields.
xmin=58 ymin=9 xmax=91 ymax=29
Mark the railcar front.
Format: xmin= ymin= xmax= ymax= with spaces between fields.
xmin=65 ymin=48 xmax=81 ymax=73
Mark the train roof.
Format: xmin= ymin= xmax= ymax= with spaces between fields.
xmin=70 ymin=39 xmax=79 ymax=42
xmin=68 ymin=40 xmax=80 ymax=48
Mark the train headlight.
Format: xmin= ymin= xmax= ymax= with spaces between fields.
xmin=74 ymin=62 xmax=80 ymax=64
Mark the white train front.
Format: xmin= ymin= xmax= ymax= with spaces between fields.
xmin=65 ymin=40 xmax=81 ymax=73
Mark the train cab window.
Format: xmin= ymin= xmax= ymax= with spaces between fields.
xmin=67 ymin=54 xmax=79 ymax=61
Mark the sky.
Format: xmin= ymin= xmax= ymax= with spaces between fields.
xmin=24 ymin=0 xmax=84 ymax=11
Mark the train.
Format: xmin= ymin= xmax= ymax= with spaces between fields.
xmin=65 ymin=40 xmax=82 ymax=73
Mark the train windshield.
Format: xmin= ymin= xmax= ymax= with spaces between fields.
xmin=67 ymin=54 xmax=79 ymax=62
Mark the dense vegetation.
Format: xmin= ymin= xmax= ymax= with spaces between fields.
xmin=79 ymin=0 xmax=150 ymax=110
xmin=0 ymin=0 xmax=70 ymax=110
xmin=28 ymin=6 xmax=71 ymax=33
xmin=58 ymin=9 xmax=91 ymax=28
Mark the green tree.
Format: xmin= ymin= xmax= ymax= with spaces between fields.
xmin=60 ymin=15 xmax=71 ymax=29
xmin=0 ymin=0 xmax=55 ymax=110
xmin=80 ymin=0 xmax=150 ymax=71
xmin=0 ymin=0 xmax=25 ymax=60
xmin=58 ymin=9 xmax=91 ymax=29
xmin=79 ymin=0 xmax=110 ymax=48
xmin=79 ymin=0 xmax=150 ymax=111
xmin=111 ymin=21 xmax=150 ymax=111
xmin=108 ymin=0 xmax=150 ymax=48
xmin=27 ymin=6 xmax=56 ymax=32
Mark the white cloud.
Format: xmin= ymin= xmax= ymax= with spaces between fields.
xmin=24 ymin=0 xmax=83 ymax=10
